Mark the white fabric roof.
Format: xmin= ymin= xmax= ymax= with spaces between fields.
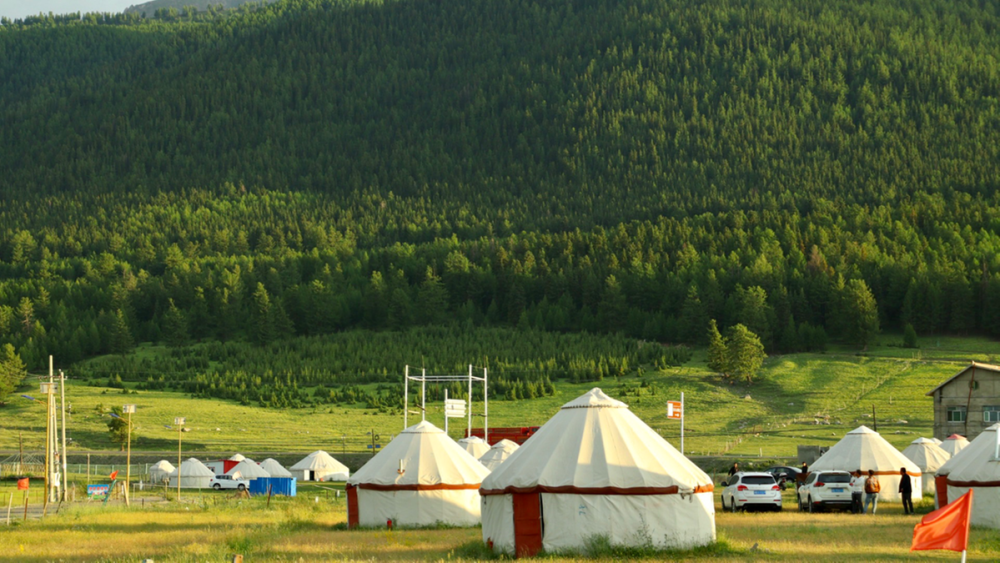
xmin=169 ymin=458 xmax=215 ymax=477
xmin=259 ymin=458 xmax=292 ymax=478
xmin=229 ymin=453 xmax=246 ymax=462
xmin=348 ymin=420 xmax=489 ymax=486
xmin=227 ymin=459 xmax=270 ymax=479
xmin=902 ymin=438 xmax=951 ymax=474
xmin=936 ymin=423 xmax=1000 ymax=479
xmin=810 ymin=426 xmax=921 ymax=474
xmin=458 ymin=436 xmax=491 ymax=458
xmin=290 ymin=450 xmax=350 ymax=473
xmin=150 ymin=460 xmax=175 ymax=472
xmin=931 ymin=437 xmax=943 ymax=445
xmin=478 ymin=439 xmax=520 ymax=471
xmin=940 ymin=434 xmax=970 ymax=456
xmin=481 ymin=388 xmax=712 ymax=492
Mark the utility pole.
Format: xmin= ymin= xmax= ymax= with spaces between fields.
xmin=467 ymin=365 xmax=473 ymax=438
xmin=872 ymin=405 xmax=877 ymax=432
xmin=59 ymin=370 xmax=68 ymax=502
xmin=175 ymin=417 xmax=185 ymax=502
xmin=123 ymin=404 xmax=136 ymax=507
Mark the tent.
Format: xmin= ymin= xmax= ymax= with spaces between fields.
xmin=940 ymin=434 xmax=970 ymax=457
xmin=480 ymin=388 xmax=715 ymax=557
xmin=290 ymin=451 xmax=350 ymax=482
xmin=259 ymin=458 xmax=293 ymax=478
xmin=458 ymin=436 xmax=491 ymax=459
xmin=901 ymin=438 xmax=951 ymax=495
xmin=227 ymin=459 xmax=270 ymax=480
xmin=347 ymin=420 xmax=490 ymax=528
xmin=229 ymin=453 xmax=246 ymax=462
xmin=935 ymin=423 xmax=1000 ymax=527
xmin=168 ymin=458 xmax=215 ymax=489
xmin=478 ymin=439 xmax=520 ymax=471
xmin=809 ymin=426 xmax=922 ymax=502
xmin=931 ymin=437 xmax=943 ymax=445
xmin=148 ymin=460 xmax=175 ymax=484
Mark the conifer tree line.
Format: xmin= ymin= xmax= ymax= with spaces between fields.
xmin=1 ymin=0 xmax=999 ymax=384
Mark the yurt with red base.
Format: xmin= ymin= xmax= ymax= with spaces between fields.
xmin=808 ymin=426 xmax=921 ymax=502
xmin=346 ymin=420 xmax=490 ymax=528
xmin=934 ymin=422 xmax=1000 ymax=527
xmin=901 ymin=438 xmax=950 ymax=495
xmin=479 ymin=388 xmax=715 ymax=557
xmin=939 ymin=434 xmax=970 ymax=457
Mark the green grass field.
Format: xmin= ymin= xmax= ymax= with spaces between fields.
xmin=1 ymin=333 xmax=991 ymax=461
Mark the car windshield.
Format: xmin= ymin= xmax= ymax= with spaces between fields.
xmin=820 ymin=474 xmax=851 ymax=483
xmin=741 ymin=476 xmax=776 ymax=485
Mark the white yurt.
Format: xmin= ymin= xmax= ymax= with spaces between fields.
xmin=168 ymin=458 xmax=215 ymax=489
xmin=931 ymin=437 xmax=943 ymax=445
xmin=480 ymin=388 xmax=715 ymax=557
xmin=290 ymin=451 xmax=350 ymax=482
xmin=940 ymin=434 xmax=970 ymax=457
xmin=901 ymin=438 xmax=951 ymax=495
xmin=809 ymin=426 xmax=921 ymax=502
xmin=347 ymin=420 xmax=490 ymax=528
xmin=478 ymin=439 xmax=520 ymax=471
xmin=934 ymin=423 xmax=1000 ymax=527
xmin=229 ymin=453 xmax=247 ymax=462
xmin=259 ymin=458 xmax=293 ymax=478
xmin=227 ymin=459 xmax=270 ymax=480
xmin=458 ymin=436 xmax=491 ymax=459
xmin=148 ymin=460 xmax=175 ymax=484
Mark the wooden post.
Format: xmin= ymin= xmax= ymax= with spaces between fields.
xmin=6 ymin=493 xmax=11 ymax=526
xmin=60 ymin=370 xmax=68 ymax=502
xmin=23 ymin=494 xmax=29 ymax=521
xmin=266 ymin=484 xmax=273 ymax=509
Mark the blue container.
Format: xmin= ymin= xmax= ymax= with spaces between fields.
xmin=249 ymin=477 xmax=297 ymax=497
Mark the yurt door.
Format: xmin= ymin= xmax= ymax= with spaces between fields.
xmin=346 ymin=486 xmax=359 ymax=529
xmin=512 ymin=492 xmax=543 ymax=558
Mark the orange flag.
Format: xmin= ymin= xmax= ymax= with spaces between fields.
xmin=109 ymin=470 xmax=119 ymax=480
xmin=911 ymin=489 xmax=973 ymax=552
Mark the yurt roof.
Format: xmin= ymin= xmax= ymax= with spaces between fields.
xmin=931 ymin=437 xmax=943 ymax=445
xmin=478 ymin=439 xmax=520 ymax=471
xmin=940 ymin=434 xmax=971 ymax=456
xmin=481 ymin=388 xmax=712 ymax=494
xmin=348 ymin=420 xmax=489 ymax=487
xmin=151 ymin=460 xmax=175 ymax=472
xmin=902 ymin=438 xmax=951 ymax=474
xmin=227 ymin=459 xmax=270 ymax=479
xmin=457 ymin=436 xmax=491 ymax=458
xmin=259 ymin=458 xmax=293 ymax=478
xmin=936 ymin=423 xmax=1000 ymax=479
xmin=290 ymin=450 xmax=349 ymax=473
xmin=169 ymin=458 xmax=215 ymax=477
xmin=229 ymin=453 xmax=246 ymax=462
xmin=810 ymin=426 xmax=920 ymax=474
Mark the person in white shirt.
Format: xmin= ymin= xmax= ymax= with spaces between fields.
xmin=849 ymin=470 xmax=866 ymax=513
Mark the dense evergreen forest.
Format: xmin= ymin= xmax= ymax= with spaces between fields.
xmin=2 ymin=0 xmax=1000 ymax=403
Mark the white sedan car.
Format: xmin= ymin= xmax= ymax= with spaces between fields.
xmin=209 ymin=474 xmax=249 ymax=491
xmin=721 ymin=472 xmax=782 ymax=512
xmin=797 ymin=470 xmax=853 ymax=512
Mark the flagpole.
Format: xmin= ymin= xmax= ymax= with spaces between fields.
xmin=961 ymin=550 xmax=966 ymax=563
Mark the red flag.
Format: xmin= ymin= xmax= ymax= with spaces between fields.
xmin=17 ymin=478 xmax=29 ymax=491
xmin=912 ymin=489 xmax=973 ymax=552
xmin=109 ymin=470 xmax=119 ymax=480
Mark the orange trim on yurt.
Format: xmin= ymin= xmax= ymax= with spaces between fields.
xmin=353 ymin=483 xmax=482 ymax=491
xmin=480 ymin=483 xmax=714 ymax=496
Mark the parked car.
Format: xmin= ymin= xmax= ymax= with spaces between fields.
xmin=209 ymin=474 xmax=248 ymax=491
xmin=721 ymin=472 xmax=782 ymax=512
xmin=765 ymin=466 xmax=801 ymax=489
xmin=797 ymin=470 xmax=852 ymax=512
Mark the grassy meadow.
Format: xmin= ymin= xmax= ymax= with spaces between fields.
xmin=3 ymin=333 xmax=996 ymax=460
xmin=1 ymin=487 xmax=999 ymax=562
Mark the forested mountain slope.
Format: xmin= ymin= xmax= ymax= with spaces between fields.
xmin=1 ymin=0 xmax=1000 ymax=380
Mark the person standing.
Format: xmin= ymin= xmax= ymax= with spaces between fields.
xmin=797 ymin=462 xmax=808 ymax=490
xmin=899 ymin=467 xmax=913 ymax=515
xmin=864 ymin=469 xmax=880 ymax=514
xmin=850 ymin=470 xmax=865 ymax=514
xmin=728 ymin=462 xmax=739 ymax=478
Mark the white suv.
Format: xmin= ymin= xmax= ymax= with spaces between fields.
xmin=721 ymin=472 xmax=782 ymax=512
xmin=209 ymin=474 xmax=249 ymax=491
xmin=797 ymin=470 xmax=852 ymax=512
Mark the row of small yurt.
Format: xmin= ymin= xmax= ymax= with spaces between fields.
xmin=808 ymin=426 xmax=922 ymax=502
xmin=935 ymin=423 xmax=1000 ymax=528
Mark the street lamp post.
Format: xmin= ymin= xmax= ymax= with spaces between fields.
xmin=175 ymin=417 xmax=185 ymax=501
xmin=40 ymin=381 xmax=58 ymax=505
xmin=123 ymin=404 xmax=136 ymax=506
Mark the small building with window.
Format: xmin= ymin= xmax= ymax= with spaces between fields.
xmin=926 ymin=362 xmax=1000 ymax=441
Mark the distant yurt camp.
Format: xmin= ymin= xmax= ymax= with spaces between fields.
xmin=934 ymin=422 xmax=1000 ymax=528
xmin=168 ymin=458 xmax=215 ymax=489
xmin=809 ymin=426 xmax=921 ymax=502
xmin=478 ymin=439 xmax=519 ymax=471
xmin=347 ymin=420 xmax=490 ymax=528
xmin=458 ymin=436 xmax=491 ymax=458
xmin=229 ymin=453 xmax=246 ymax=462
xmin=901 ymin=438 xmax=951 ymax=495
xmin=259 ymin=458 xmax=293 ymax=478
xmin=290 ymin=451 xmax=350 ymax=482
xmin=480 ymin=388 xmax=715 ymax=557
xmin=227 ymin=459 xmax=270 ymax=480
xmin=940 ymin=434 xmax=970 ymax=457
xmin=148 ymin=460 xmax=175 ymax=484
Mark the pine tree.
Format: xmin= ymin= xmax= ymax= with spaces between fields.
xmin=707 ymin=319 xmax=728 ymax=375
xmin=163 ymin=299 xmax=188 ymax=347
xmin=726 ymin=324 xmax=766 ymax=384
xmin=110 ymin=309 xmax=134 ymax=355
xmin=251 ymin=282 xmax=274 ymax=346
xmin=0 ymin=344 xmax=27 ymax=405
xmin=842 ymin=279 xmax=880 ymax=350
xmin=903 ymin=323 xmax=918 ymax=348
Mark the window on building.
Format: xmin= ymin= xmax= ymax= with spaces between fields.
xmin=947 ymin=406 xmax=967 ymax=423
xmin=984 ymin=406 xmax=1000 ymax=423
